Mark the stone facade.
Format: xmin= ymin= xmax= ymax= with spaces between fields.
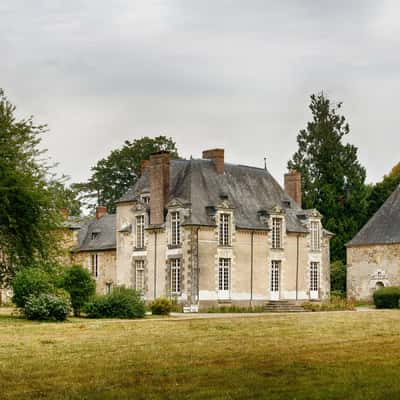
xmin=347 ymin=244 xmax=400 ymax=300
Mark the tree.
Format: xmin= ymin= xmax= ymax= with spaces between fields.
xmin=288 ymin=93 xmax=369 ymax=262
xmin=48 ymin=178 xmax=82 ymax=216
xmin=0 ymin=89 xmax=63 ymax=284
xmin=367 ymin=162 xmax=400 ymax=218
xmin=73 ymin=136 xmax=179 ymax=213
xmin=62 ymin=265 xmax=96 ymax=316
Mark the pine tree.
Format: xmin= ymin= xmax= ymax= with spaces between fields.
xmin=288 ymin=93 xmax=368 ymax=262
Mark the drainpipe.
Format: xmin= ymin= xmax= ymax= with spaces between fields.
xmin=250 ymin=231 xmax=254 ymax=307
xmin=196 ymin=227 xmax=200 ymax=303
xmin=154 ymin=231 xmax=157 ymax=299
xmin=296 ymin=234 xmax=299 ymax=301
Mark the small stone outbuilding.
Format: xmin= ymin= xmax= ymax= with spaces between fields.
xmin=347 ymin=184 xmax=400 ymax=300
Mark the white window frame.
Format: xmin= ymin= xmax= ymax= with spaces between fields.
xmin=135 ymin=259 xmax=145 ymax=292
xmin=270 ymin=260 xmax=281 ymax=300
xmin=218 ymin=258 xmax=230 ymax=299
xmin=171 ymin=211 xmax=181 ymax=246
xmin=310 ymin=262 xmax=319 ymax=299
xmin=271 ymin=217 xmax=283 ymax=249
xmin=310 ymin=221 xmax=321 ymax=251
xmin=219 ymin=213 xmax=231 ymax=247
xmin=105 ymin=282 xmax=113 ymax=295
xmin=90 ymin=254 xmax=98 ymax=278
xmin=136 ymin=215 xmax=145 ymax=249
xmin=170 ymin=258 xmax=181 ymax=295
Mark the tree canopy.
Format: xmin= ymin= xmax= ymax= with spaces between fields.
xmin=73 ymin=136 xmax=179 ymax=213
xmin=288 ymin=93 xmax=369 ymax=263
xmin=0 ymin=89 xmax=62 ymax=283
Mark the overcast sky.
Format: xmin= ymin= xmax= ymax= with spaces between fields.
xmin=1 ymin=1 xmax=399 ymax=186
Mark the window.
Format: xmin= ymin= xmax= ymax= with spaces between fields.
xmin=136 ymin=215 xmax=145 ymax=249
xmin=272 ymin=218 xmax=283 ymax=249
xmin=219 ymin=213 xmax=231 ymax=246
xmin=90 ymin=254 xmax=98 ymax=278
xmin=171 ymin=211 xmax=181 ymax=246
xmin=135 ymin=260 xmax=145 ymax=291
xmin=142 ymin=195 xmax=150 ymax=204
xmin=105 ymin=282 xmax=113 ymax=295
xmin=310 ymin=262 xmax=319 ymax=292
xmin=310 ymin=221 xmax=321 ymax=251
xmin=170 ymin=258 xmax=181 ymax=294
xmin=218 ymin=258 xmax=230 ymax=292
xmin=270 ymin=260 xmax=281 ymax=292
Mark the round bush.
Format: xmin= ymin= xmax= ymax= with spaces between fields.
xmin=84 ymin=287 xmax=145 ymax=319
xmin=150 ymin=298 xmax=173 ymax=315
xmin=373 ymin=287 xmax=400 ymax=309
xmin=62 ymin=265 xmax=96 ymax=316
xmin=24 ymin=293 xmax=71 ymax=321
xmin=12 ymin=268 xmax=56 ymax=308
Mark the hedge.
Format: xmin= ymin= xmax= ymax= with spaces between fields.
xmin=373 ymin=287 xmax=400 ymax=309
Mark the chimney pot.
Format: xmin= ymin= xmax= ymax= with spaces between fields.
xmin=284 ymin=170 xmax=302 ymax=207
xmin=202 ymin=148 xmax=224 ymax=174
xmin=140 ymin=159 xmax=150 ymax=175
xmin=96 ymin=206 xmax=107 ymax=220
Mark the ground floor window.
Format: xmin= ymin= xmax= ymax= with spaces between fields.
xmin=105 ymin=282 xmax=113 ymax=295
xmin=135 ymin=260 xmax=145 ymax=292
xmin=310 ymin=262 xmax=319 ymax=292
xmin=170 ymin=258 xmax=181 ymax=294
xmin=270 ymin=260 xmax=280 ymax=292
xmin=218 ymin=258 xmax=230 ymax=292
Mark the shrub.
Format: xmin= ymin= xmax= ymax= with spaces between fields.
xmin=23 ymin=293 xmax=71 ymax=321
xmin=62 ymin=265 xmax=96 ymax=316
xmin=302 ymin=297 xmax=355 ymax=312
xmin=373 ymin=287 xmax=400 ymax=309
xmin=150 ymin=298 xmax=173 ymax=315
xmin=11 ymin=268 xmax=56 ymax=308
xmin=330 ymin=261 xmax=346 ymax=297
xmin=84 ymin=287 xmax=145 ymax=319
xmin=206 ymin=305 xmax=265 ymax=313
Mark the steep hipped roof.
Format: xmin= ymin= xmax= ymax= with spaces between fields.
xmin=347 ymin=184 xmax=400 ymax=247
xmin=74 ymin=214 xmax=116 ymax=252
xmin=118 ymin=158 xmax=311 ymax=233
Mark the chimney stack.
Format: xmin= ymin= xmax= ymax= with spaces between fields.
xmin=140 ymin=159 xmax=150 ymax=175
xmin=202 ymin=148 xmax=224 ymax=174
xmin=96 ymin=206 xmax=107 ymax=220
xmin=149 ymin=151 xmax=170 ymax=225
xmin=284 ymin=170 xmax=302 ymax=207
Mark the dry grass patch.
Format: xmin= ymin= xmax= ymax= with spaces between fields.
xmin=0 ymin=311 xmax=400 ymax=399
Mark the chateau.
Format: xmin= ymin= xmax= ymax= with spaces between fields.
xmin=347 ymin=184 xmax=400 ymax=300
xmin=65 ymin=149 xmax=332 ymax=309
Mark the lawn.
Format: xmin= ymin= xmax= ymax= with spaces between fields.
xmin=0 ymin=309 xmax=399 ymax=400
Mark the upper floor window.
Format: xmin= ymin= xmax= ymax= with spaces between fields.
xmin=136 ymin=215 xmax=145 ymax=249
xmin=171 ymin=211 xmax=181 ymax=246
xmin=135 ymin=259 xmax=145 ymax=292
xmin=272 ymin=217 xmax=283 ymax=249
xmin=219 ymin=213 xmax=231 ymax=246
xmin=310 ymin=221 xmax=321 ymax=251
xmin=170 ymin=258 xmax=181 ymax=294
xmin=90 ymin=254 xmax=98 ymax=278
xmin=141 ymin=195 xmax=150 ymax=204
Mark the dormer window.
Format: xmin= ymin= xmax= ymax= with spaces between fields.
xmin=272 ymin=217 xmax=283 ymax=249
xmin=219 ymin=213 xmax=231 ymax=247
xmin=136 ymin=215 xmax=145 ymax=249
xmin=91 ymin=232 xmax=99 ymax=240
xmin=310 ymin=221 xmax=321 ymax=251
xmin=141 ymin=195 xmax=150 ymax=204
xmin=171 ymin=211 xmax=181 ymax=246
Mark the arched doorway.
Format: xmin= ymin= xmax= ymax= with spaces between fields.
xmin=376 ymin=281 xmax=384 ymax=290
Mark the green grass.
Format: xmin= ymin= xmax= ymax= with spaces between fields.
xmin=1 ymin=309 xmax=400 ymax=399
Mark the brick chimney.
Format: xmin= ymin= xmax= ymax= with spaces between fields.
xmin=202 ymin=148 xmax=224 ymax=174
xmin=96 ymin=206 xmax=107 ymax=220
xmin=284 ymin=170 xmax=302 ymax=207
xmin=149 ymin=151 xmax=170 ymax=225
xmin=140 ymin=159 xmax=149 ymax=175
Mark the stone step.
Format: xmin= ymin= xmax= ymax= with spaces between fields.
xmin=263 ymin=301 xmax=305 ymax=313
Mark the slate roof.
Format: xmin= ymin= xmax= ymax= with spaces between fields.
xmin=73 ymin=214 xmax=116 ymax=252
xmin=347 ymin=184 xmax=400 ymax=247
xmin=118 ymin=158 xmax=315 ymax=234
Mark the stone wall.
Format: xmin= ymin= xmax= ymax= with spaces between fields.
xmin=347 ymin=243 xmax=400 ymax=300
